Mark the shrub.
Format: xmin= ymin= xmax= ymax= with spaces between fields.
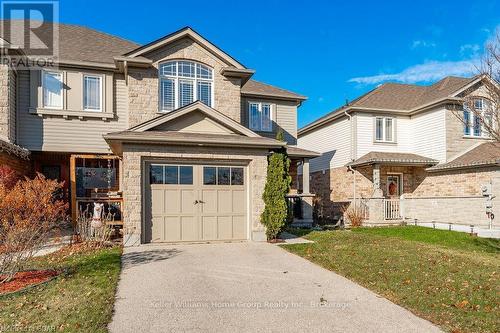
xmin=261 ymin=130 xmax=291 ymax=240
xmin=0 ymin=166 xmax=19 ymax=189
xmin=341 ymin=203 xmax=366 ymax=228
xmin=0 ymin=174 xmax=67 ymax=283
xmin=75 ymin=204 xmax=114 ymax=247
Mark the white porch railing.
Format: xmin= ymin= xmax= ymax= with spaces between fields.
xmin=384 ymin=199 xmax=401 ymax=220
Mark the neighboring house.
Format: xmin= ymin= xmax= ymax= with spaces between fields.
xmin=0 ymin=22 xmax=318 ymax=245
xmin=298 ymin=76 xmax=500 ymax=228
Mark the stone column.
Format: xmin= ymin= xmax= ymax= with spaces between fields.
xmin=302 ymin=158 xmax=310 ymax=194
xmin=372 ymin=164 xmax=383 ymax=198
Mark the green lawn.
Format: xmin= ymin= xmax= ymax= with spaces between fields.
xmin=282 ymin=226 xmax=500 ymax=333
xmin=0 ymin=246 xmax=122 ymax=333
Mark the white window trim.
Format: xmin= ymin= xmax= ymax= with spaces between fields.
xmin=42 ymin=70 xmax=64 ymax=110
xmin=82 ymin=74 xmax=103 ymax=112
xmin=158 ymin=60 xmax=214 ymax=112
xmin=374 ymin=116 xmax=396 ymax=143
xmin=248 ymin=101 xmax=273 ymax=132
xmin=463 ymin=98 xmax=491 ymax=139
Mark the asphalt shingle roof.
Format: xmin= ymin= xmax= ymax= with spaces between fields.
xmin=428 ymin=142 xmax=500 ymax=171
xmin=348 ymin=152 xmax=438 ymax=167
xmin=0 ymin=20 xmax=139 ymax=64
xmin=351 ymin=76 xmax=475 ymax=111
xmin=0 ymin=21 xmax=305 ymax=100
xmin=241 ymin=80 xmax=306 ymax=101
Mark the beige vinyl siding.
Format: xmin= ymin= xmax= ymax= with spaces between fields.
xmin=17 ymin=71 xmax=128 ymax=153
xmin=411 ymin=108 xmax=447 ymax=163
xmin=355 ymin=113 xmax=413 ymax=158
xmin=298 ymin=117 xmax=351 ymax=173
xmin=241 ymin=97 xmax=298 ymax=144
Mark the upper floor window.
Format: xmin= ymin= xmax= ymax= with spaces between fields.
xmin=249 ymin=102 xmax=272 ymax=132
xmin=83 ymin=75 xmax=102 ymax=111
xmin=375 ymin=116 xmax=395 ymax=142
xmin=159 ymin=60 xmax=213 ymax=112
xmin=42 ymin=71 xmax=63 ymax=109
xmin=463 ymin=98 xmax=491 ymax=138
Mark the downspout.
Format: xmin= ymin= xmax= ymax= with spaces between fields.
xmin=344 ymin=110 xmax=356 ymax=210
xmin=124 ymin=60 xmax=128 ymax=85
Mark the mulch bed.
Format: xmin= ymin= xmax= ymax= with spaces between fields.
xmin=0 ymin=269 xmax=60 ymax=295
xmin=267 ymin=238 xmax=285 ymax=243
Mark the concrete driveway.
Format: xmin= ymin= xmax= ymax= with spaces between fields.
xmin=109 ymin=242 xmax=441 ymax=333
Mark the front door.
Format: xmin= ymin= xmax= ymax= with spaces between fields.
xmin=386 ymin=175 xmax=401 ymax=198
xmin=145 ymin=163 xmax=247 ymax=243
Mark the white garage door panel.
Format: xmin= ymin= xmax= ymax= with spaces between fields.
xmin=146 ymin=164 xmax=247 ymax=243
xmin=165 ymin=217 xmax=181 ymax=242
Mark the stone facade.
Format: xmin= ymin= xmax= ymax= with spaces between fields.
xmin=0 ymin=64 xmax=16 ymax=142
xmin=128 ymin=38 xmax=242 ymax=128
xmin=401 ymin=167 xmax=500 ymax=227
xmin=445 ymin=108 xmax=489 ymax=160
xmin=121 ymin=143 xmax=268 ymax=245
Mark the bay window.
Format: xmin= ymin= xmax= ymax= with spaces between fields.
xmin=375 ymin=116 xmax=395 ymax=142
xmin=83 ymin=75 xmax=102 ymax=111
xmin=42 ymin=71 xmax=63 ymax=109
xmin=249 ymin=102 xmax=273 ymax=132
xmin=159 ymin=60 xmax=213 ymax=111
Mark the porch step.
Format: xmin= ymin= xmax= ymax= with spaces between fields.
xmin=291 ymin=220 xmax=313 ymax=228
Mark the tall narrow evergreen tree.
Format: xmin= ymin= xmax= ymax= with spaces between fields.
xmin=261 ymin=130 xmax=291 ymax=240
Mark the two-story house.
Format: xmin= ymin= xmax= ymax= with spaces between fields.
xmin=0 ymin=22 xmax=319 ymax=245
xmin=298 ymin=76 xmax=500 ymax=227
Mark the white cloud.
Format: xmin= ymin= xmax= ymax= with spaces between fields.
xmin=411 ymin=40 xmax=436 ymax=49
xmin=348 ymin=60 xmax=478 ymax=85
xmin=349 ymin=26 xmax=500 ymax=85
xmin=460 ymin=43 xmax=480 ymax=56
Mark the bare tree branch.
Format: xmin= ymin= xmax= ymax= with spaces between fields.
xmin=452 ymin=29 xmax=500 ymax=142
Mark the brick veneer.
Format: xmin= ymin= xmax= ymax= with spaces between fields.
xmin=128 ymin=38 xmax=242 ymax=128
xmin=310 ymin=162 xmax=500 ymax=226
xmin=410 ymin=167 xmax=498 ymax=197
xmin=121 ymin=144 xmax=268 ymax=245
xmin=0 ymin=151 xmax=30 ymax=175
xmin=310 ymin=166 xmax=372 ymax=220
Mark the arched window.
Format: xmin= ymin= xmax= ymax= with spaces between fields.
xmin=159 ymin=60 xmax=213 ymax=112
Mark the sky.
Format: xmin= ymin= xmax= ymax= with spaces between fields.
xmin=56 ymin=0 xmax=500 ymax=128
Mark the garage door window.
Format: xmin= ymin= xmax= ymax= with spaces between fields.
xmin=231 ymin=168 xmax=244 ymax=185
xmin=203 ymin=166 xmax=244 ymax=185
xmin=150 ymin=165 xmax=164 ymax=184
xmin=179 ymin=166 xmax=193 ymax=184
xmin=150 ymin=165 xmax=193 ymax=185
xmin=218 ymin=167 xmax=230 ymax=185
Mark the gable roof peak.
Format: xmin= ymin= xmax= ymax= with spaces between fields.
xmin=128 ymin=101 xmax=260 ymax=138
xmin=123 ymin=26 xmax=246 ymax=69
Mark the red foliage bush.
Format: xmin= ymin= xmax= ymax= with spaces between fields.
xmin=0 ymin=166 xmax=19 ymax=189
xmin=0 ymin=174 xmax=68 ymax=283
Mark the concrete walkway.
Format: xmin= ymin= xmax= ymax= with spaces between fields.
xmin=109 ymin=242 xmax=441 ymax=333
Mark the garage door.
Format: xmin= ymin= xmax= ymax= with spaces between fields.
xmin=145 ymin=163 xmax=247 ymax=243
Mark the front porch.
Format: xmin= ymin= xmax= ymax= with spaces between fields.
xmin=31 ymin=152 xmax=124 ymax=228
xmin=347 ymin=152 xmax=438 ymax=225
xmin=286 ymin=146 xmax=321 ymax=227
